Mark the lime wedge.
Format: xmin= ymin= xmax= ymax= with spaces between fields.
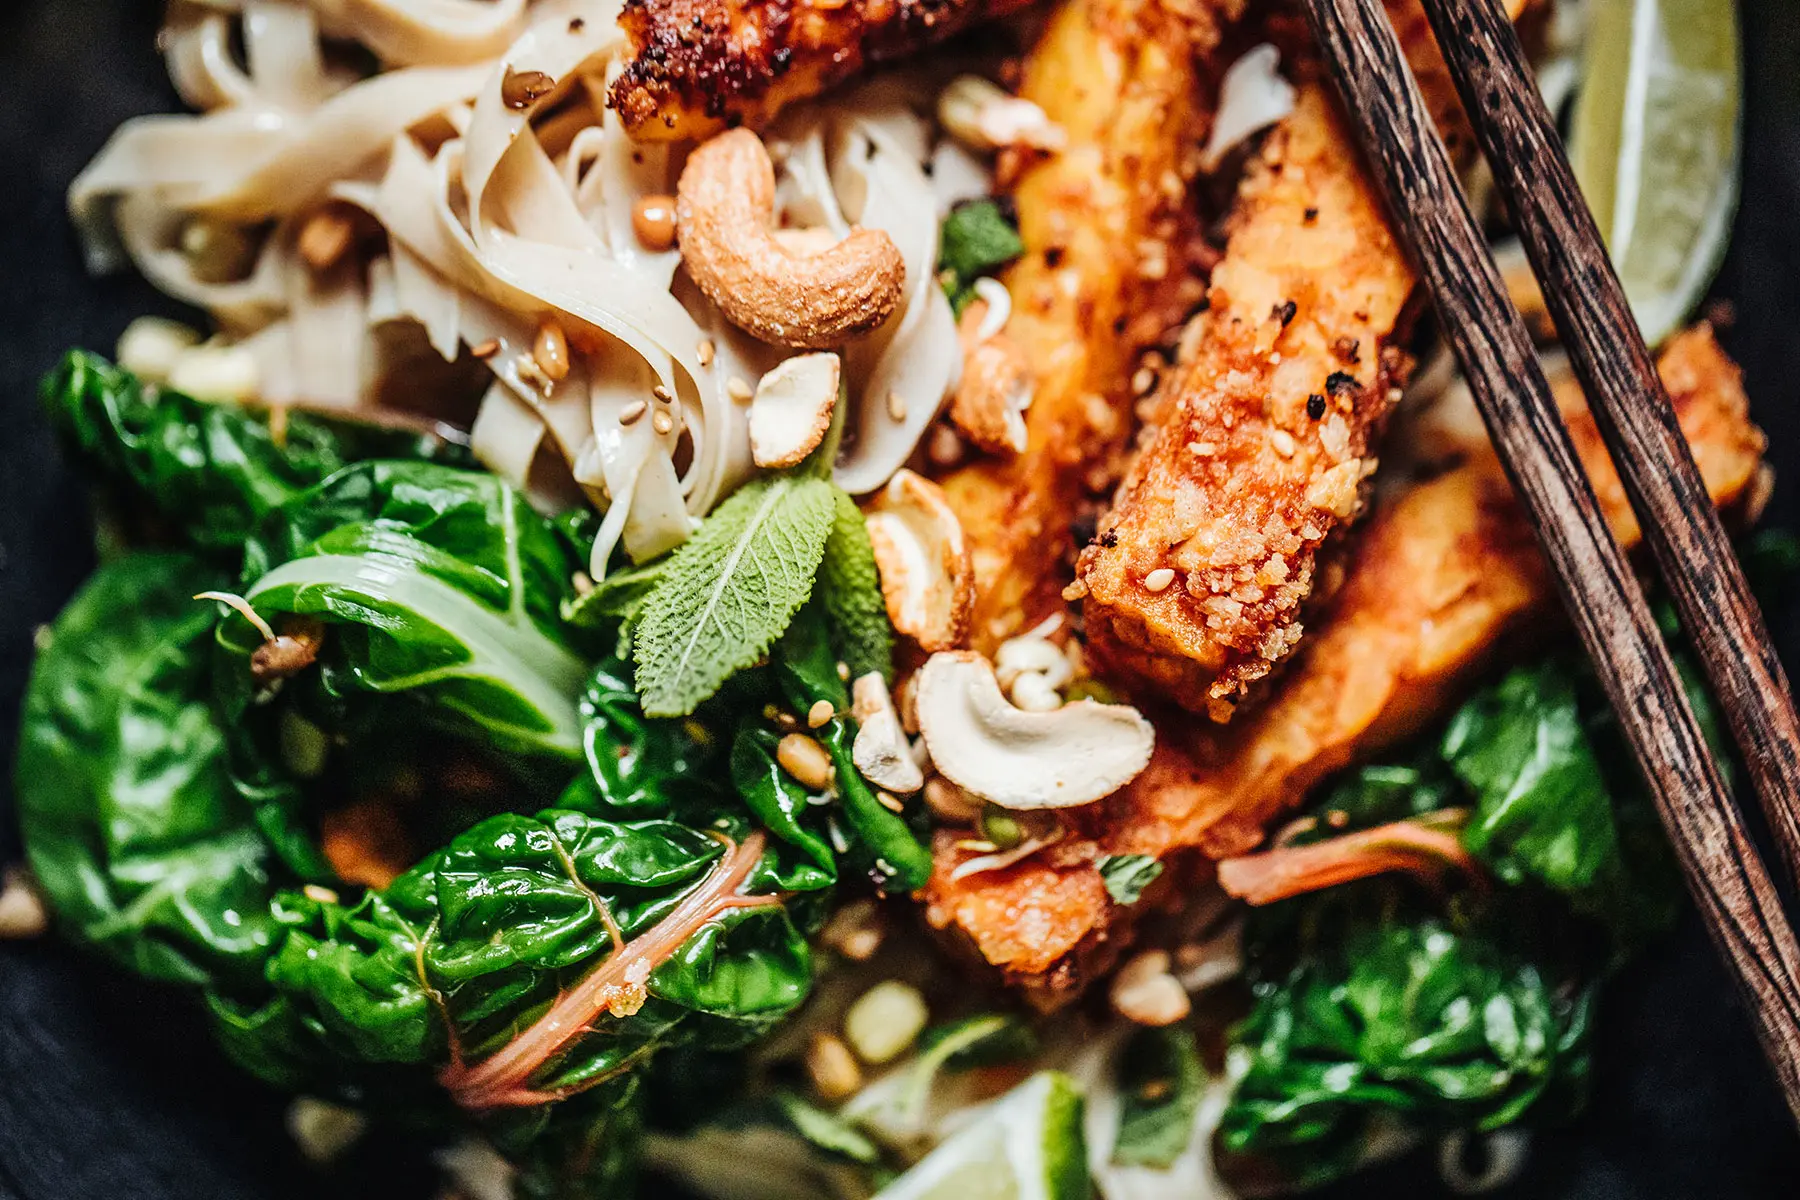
xmin=1569 ymin=0 xmax=1741 ymax=346
xmin=871 ymin=1072 xmax=1091 ymax=1200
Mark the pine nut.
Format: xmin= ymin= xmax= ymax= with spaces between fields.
xmin=777 ymin=733 xmax=834 ymax=790
xmin=1110 ymin=949 xmax=1191 ymax=1026
xmin=533 ymin=318 xmax=571 ymax=383
xmin=298 ymin=208 xmax=356 ymax=273
xmin=806 ymin=1033 xmax=863 ymax=1100
xmin=632 ymin=194 xmax=678 ymax=251
xmin=0 ymin=866 xmax=47 ymax=939
xmin=844 ymin=981 xmax=929 ymax=1064
xmin=116 ymin=317 xmax=200 ymax=384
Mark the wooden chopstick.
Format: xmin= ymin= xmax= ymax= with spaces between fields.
xmin=1414 ymin=0 xmax=1800 ymax=929
xmin=1300 ymin=0 xmax=1800 ymax=1121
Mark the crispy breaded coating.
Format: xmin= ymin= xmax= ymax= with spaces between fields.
xmin=1072 ymin=0 xmax=1538 ymax=720
xmin=610 ymin=0 xmax=1034 ymax=140
xmin=937 ymin=0 xmax=1244 ymax=652
xmin=924 ymin=328 xmax=1767 ymax=1001
xmin=1074 ymin=84 xmax=1417 ymax=720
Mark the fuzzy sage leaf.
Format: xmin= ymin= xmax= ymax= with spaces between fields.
xmin=633 ymin=475 xmax=838 ymax=717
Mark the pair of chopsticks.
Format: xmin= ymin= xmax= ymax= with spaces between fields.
xmin=1300 ymin=0 xmax=1800 ymax=1121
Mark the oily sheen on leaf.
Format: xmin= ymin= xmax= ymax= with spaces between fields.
xmin=633 ymin=475 xmax=838 ymax=717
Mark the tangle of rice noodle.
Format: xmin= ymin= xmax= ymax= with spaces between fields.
xmin=70 ymin=0 xmax=964 ymax=575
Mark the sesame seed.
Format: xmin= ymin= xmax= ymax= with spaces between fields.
xmin=877 ymin=791 xmax=905 ymax=814
xmin=470 ymin=339 xmax=500 ymax=360
xmin=727 ymin=376 xmax=754 ymax=402
xmin=696 ymin=339 xmax=715 ymax=368
xmin=652 ymin=384 xmax=673 ymax=403
xmin=1132 ymin=367 xmax=1157 ymax=395
xmin=1143 ymin=567 xmax=1176 ymax=592
xmin=652 ymin=410 xmax=675 ymax=435
xmin=1270 ymin=429 xmax=1297 ymax=457
xmin=807 ymin=700 xmax=835 ymax=728
xmin=887 ymin=390 xmax=907 ymax=421
xmin=619 ymin=400 xmax=647 ymax=425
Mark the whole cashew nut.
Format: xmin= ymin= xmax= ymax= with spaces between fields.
xmin=676 ymin=130 xmax=907 ymax=350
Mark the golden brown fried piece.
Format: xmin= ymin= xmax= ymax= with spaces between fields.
xmin=1073 ymin=83 xmax=1417 ymax=720
xmin=610 ymin=0 xmax=1035 ymax=140
xmin=937 ymin=0 xmax=1244 ymax=653
xmin=923 ymin=327 xmax=1767 ymax=1001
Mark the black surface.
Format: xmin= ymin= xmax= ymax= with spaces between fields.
xmin=2 ymin=2 xmax=1799 ymax=1197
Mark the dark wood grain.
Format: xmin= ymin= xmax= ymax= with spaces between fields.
xmin=1413 ymin=0 xmax=1800 ymax=906
xmin=1301 ymin=0 xmax=1800 ymax=1122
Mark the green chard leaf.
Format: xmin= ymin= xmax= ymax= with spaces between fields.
xmin=1442 ymin=663 xmax=1620 ymax=894
xmin=937 ymin=199 xmax=1026 ymax=317
xmin=42 ymin=351 xmax=467 ymax=556
xmin=817 ymin=488 xmax=895 ymax=684
xmin=1221 ymin=919 xmax=1593 ymax=1188
xmin=220 ymin=461 xmax=592 ymax=762
xmin=774 ymin=602 xmax=932 ymax=893
xmin=633 ymin=475 xmax=838 ymax=717
xmin=15 ymin=553 xmax=285 ymax=990
xmin=1096 ymin=855 xmax=1164 ymax=906
xmin=1112 ymin=1026 xmax=1206 ymax=1170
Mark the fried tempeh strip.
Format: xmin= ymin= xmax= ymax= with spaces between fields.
xmin=1073 ymin=0 xmax=1537 ymax=719
xmin=1074 ymin=82 xmax=1416 ymax=720
xmin=924 ymin=327 xmax=1767 ymax=1000
xmin=937 ymin=0 xmax=1244 ymax=652
xmin=610 ymin=0 xmax=1035 ymax=140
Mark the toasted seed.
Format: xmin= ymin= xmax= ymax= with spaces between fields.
xmin=727 ymin=375 xmax=755 ymax=403
xmin=696 ymin=338 xmax=716 ymax=368
xmin=1143 ymin=567 xmax=1176 ymax=592
xmin=652 ymin=410 xmax=676 ymax=436
xmin=533 ymin=318 xmax=571 ymax=383
xmin=286 ymin=1097 xmax=368 ymax=1165
xmin=298 ymin=208 xmax=356 ymax=273
xmin=469 ymin=338 xmax=500 ymax=360
xmin=822 ymin=898 xmax=886 ymax=962
xmin=116 ymin=316 xmax=201 ymax=384
xmin=1270 ymin=429 xmax=1297 ymax=458
xmin=619 ymin=399 xmax=648 ymax=425
xmin=777 ymin=733 xmax=835 ymax=790
xmin=302 ymin=883 xmax=341 ymax=906
xmin=844 ymin=981 xmax=929 ymax=1064
xmin=1110 ymin=950 xmax=1192 ymax=1026
xmin=806 ymin=1033 xmax=863 ymax=1100
xmin=0 ymin=867 xmax=47 ymax=940
xmin=501 ymin=67 xmax=556 ymax=110
xmin=807 ymin=699 xmax=835 ymax=728
xmin=631 ymin=193 xmax=678 ymax=251
xmin=887 ymin=390 xmax=907 ymax=421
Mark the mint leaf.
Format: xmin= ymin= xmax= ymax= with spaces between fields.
xmin=818 ymin=488 xmax=894 ymax=683
xmin=633 ymin=475 xmax=837 ymax=716
xmin=938 ymin=198 xmax=1024 ymax=316
xmin=1097 ymin=854 xmax=1164 ymax=905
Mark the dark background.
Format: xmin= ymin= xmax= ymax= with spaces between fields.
xmin=2 ymin=1 xmax=1799 ymax=1197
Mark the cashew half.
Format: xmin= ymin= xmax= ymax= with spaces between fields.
xmin=677 ymin=130 xmax=907 ymax=349
xmin=864 ymin=470 xmax=974 ymax=652
xmin=950 ymin=301 xmax=1032 ymax=455
xmin=851 ymin=672 xmax=924 ymax=794
xmin=750 ymin=352 xmax=839 ymax=468
xmin=915 ymin=651 xmax=1155 ymax=810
